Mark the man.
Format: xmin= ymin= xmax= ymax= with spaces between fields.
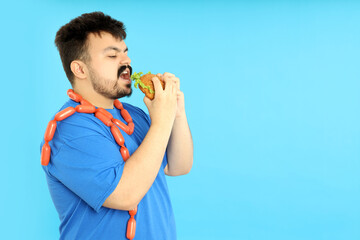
xmin=40 ymin=11 xmax=193 ymax=240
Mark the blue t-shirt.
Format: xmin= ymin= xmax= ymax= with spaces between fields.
xmin=40 ymin=99 xmax=176 ymax=240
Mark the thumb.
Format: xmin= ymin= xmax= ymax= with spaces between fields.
xmin=143 ymin=96 xmax=151 ymax=107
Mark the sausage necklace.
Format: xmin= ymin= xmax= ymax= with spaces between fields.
xmin=41 ymin=89 xmax=137 ymax=240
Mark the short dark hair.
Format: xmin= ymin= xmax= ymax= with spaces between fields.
xmin=55 ymin=11 xmax=126 ymax=85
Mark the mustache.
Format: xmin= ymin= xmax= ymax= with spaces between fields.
xmin=117 ymin=65 xmax=133 ymax=78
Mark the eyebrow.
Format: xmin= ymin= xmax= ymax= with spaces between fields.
xmin=103 ymin=46 xmax=128 ymax=53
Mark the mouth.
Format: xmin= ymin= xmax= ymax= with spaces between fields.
xmin=119 ymin=68 xmax=131 ymax=83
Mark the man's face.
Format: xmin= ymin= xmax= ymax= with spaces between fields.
xmin=85 ymin=31 xmax=132 ymax=99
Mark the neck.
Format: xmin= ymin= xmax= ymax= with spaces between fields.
xmin=73 ymin=81 xmax=114 ymax=109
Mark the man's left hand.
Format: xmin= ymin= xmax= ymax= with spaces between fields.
xmin=156 ymin=72 xmax=185 ymax=118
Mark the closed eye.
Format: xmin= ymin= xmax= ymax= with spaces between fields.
xmin=109 ymin=56 xmax=116 ymax=58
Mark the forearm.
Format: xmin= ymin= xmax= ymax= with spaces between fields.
xmin=104 ymin=121 xmax=173 ymax=210
xmin=166 ymin=114 xmax=193 ymax=176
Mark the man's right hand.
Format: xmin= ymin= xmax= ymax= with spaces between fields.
xmin=143 ymin=76 xmax=178 ymax=129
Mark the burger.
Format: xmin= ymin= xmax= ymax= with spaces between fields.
xmin=131 ymin=72 xmax=165 ymax=100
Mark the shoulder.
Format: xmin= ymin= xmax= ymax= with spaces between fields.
xmin=54 ymin=100 xmax=110 ymax=141
xmin=40 ymin=100 xmax=121 ymax=171
xmin=40 ymin=100 xmax=114 ymax=155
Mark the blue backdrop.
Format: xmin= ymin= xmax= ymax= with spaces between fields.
xmin=1 ymin=0 xmax=359 ymax=239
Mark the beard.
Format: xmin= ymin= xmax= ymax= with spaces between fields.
xmin=88 ymin=65 xmax=132 ymax=100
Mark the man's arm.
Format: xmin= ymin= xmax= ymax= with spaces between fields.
xmin=103 ymin=77 xmax=178 ymax=211
xmin=165 ymin=106 xmax=193 ymax=176
xmin=163 ymin=73 xmax=193 ymax=176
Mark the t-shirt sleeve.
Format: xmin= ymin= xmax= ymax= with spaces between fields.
xmin=48 ymin=134 xmax=124 ymax=213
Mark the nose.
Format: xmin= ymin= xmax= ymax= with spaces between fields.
xmin=120 ymin=54 xmax=131 ymax=65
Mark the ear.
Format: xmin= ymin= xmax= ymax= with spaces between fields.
xmin=70 ymin=60 xmax=88 ymax=80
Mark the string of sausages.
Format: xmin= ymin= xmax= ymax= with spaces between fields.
xmin=40 ymin=89 xmax=138 ymax=240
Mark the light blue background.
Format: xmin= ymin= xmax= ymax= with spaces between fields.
xmin=1 ymin=0 xmax=359 ymax=239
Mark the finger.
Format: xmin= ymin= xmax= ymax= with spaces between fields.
xmin=163 ymin=72 xmax=175 ymax=78
xmin=164 ymin=76 xmax=174 ymax=94
xmin=162 ymin=74 xmax=172 ymax=81
xmin=163 ymin=75 xmax=179 ymax=89
xmin=163 ymin=74 xmax=179 ymax=86
xmin=173 ymin=77 xmax=180 ymax=90
xmin=176 ymin=90 xmax=183 ymax=96
xmin=156 ymin=73 xmax=163 ymax=80
xmin=151 ymin=77 xmax=163 ymax=96
xmin=168 ymin=79 xmax=176 ymax=95
xmin=172 ymin=83 xmax=177 ymax=95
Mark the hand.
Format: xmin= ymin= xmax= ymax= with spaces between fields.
xmin=143 ymin=76 xmax=178 ymax=128
xmin=156 ymin=72 xmax=185 ymax=118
